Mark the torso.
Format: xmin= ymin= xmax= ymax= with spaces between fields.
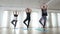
xmin=14 ymin=14 xmax=18 ymax=17
xmin=14 ymin=14 xmax=18 ymax=20
xmin=26 ymin=12 xmax=31 ymax=18
xmin=41 ymin=9 xmax=47 ymax=16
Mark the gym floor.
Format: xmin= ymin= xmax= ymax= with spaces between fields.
xmin=0 ymin=27 xmax=60 ymax=34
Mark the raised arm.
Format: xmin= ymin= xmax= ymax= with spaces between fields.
xmin=45 ymin=5 xmax=48 ymax=9
xmin=41 ymin=3 xmax=48 ymax=9
xmin=25 ymin=8 xmax=32 ymax=13
xmin=40 ymin=5 xmax=43 ymax=9
xmin=25 ymin=8 xmax=28 ymax=12
xmin=15 ymin=11 xmax=19 ymax=15
xmin=29 ymin=8 xmax=32 ymax=13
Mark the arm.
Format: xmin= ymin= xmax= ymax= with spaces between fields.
xmin=25 ymin=9 xmax=28 ymax=13
xmin=16 ymin=11 xmax=19 ymax=15
xmin=29 ymin=9 xmax=32 ymax=13
xmin=14 ymin=10 xmax=19 ymax=15
xmin=18 ymin=12 xmax=20 ymax=15
xmin=40 ymin=6 xmax=43 ymax=9
xmin=45 ymin=5 xmax=48 ymax=9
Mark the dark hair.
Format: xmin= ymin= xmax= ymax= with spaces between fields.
xmin=26 ymin=8 xmax=30 ymax=11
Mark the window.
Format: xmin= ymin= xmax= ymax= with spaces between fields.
xmin=57 ymin=13 xmax=60 ymax=26
xmin=51 ymin=13 xmax=56 ymax=27
xmin=1 ymin=11 xmax=8 ymax=27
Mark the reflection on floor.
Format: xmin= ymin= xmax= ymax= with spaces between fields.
xmin=0 ymin=27 xmax=60 ymax=34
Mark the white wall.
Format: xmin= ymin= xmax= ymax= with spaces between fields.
xmin=0 ymin=7 xmax=60 ymax=28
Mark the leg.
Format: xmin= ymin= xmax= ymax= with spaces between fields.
xmin=27 ymin=18 xmax=30 ymax=28
xmin=39 ymin=17 xmax=44 ymax=26
xmin=43 ymin=16 xmax=47 ymax=28
xmin=11 ymin=20 xmax=15 ymax=25
xmin=23 ymin=18 xmax=28 ymax=26
xmin=14 ymin=20 xmax=17 ymax=27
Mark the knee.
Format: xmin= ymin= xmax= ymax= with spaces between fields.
xmin=11 ymin=20 xmax=13 ymax=23
xmin=23 ymin=21 xmax=25 ymax=23
xmin=15 ymin=20 xmax=17 ymax=22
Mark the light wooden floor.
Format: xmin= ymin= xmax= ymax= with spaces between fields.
xmin=0 ymin=27 xmax=60 ymax=34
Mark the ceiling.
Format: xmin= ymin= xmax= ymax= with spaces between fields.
xmin=0 ymin=0 xmax=60 ymax=10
